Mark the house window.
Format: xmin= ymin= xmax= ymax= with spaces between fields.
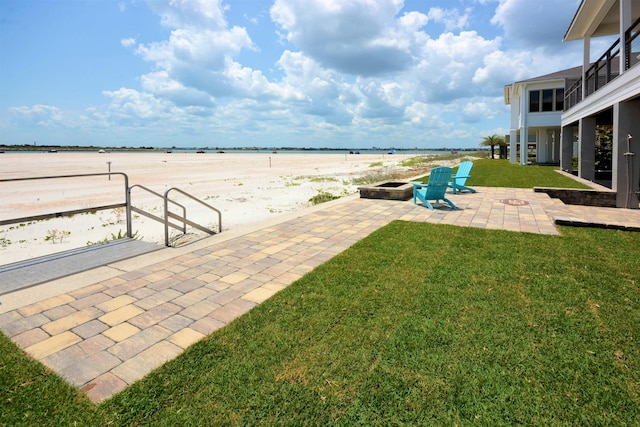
xmin=529 ymin=88 xmax=564 ymax=112
xmin=529 ymin=91 xmax=540 ymax=112
xmin=542 ymin=89 xmax=554 ymax=111
xmin=555 ymin=88 xmax=564 ymax=111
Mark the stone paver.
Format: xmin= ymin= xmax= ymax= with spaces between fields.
xmin=111 ymin=341 xmax=183 ymax=384
xmin=13 ymin=327 xmax=49 ymax=348
xmin=98 ymin=305 xmax=144 ymax=327
xmin=81 ymin=372 xmax=127 ymax=402
xmin=103 ymin=323 xmax=141 ymax=342
xmin=59 ymin=350 xmax=122 ymax=385
xmin=1 ymin=188 xmax=640 ymax=403
xmin=168 ymin=328 xmax=206 ymax=349
xmin=25 ymin=331 xmax=82 ymax=359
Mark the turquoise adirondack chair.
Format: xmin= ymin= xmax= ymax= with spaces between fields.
xmin=447 ymin=161 xmax=476 ymax=194
xmin=411 ymin=166 xmax=458 ymax=210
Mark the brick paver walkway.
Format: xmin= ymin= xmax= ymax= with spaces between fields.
xmin=1 ymin=187 xmax=639 ymax=402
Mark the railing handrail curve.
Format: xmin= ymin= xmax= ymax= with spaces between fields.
xmin=0 ymin=172 xmax=131 ymax=237
xmin=163 ymin=187 xmax=222 ymax=247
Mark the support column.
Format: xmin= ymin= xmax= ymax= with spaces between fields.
xmin=552 ymin=129 xmax=561 ymax=163
xmin=520 ymin=126 xmax=528 ymax=165
xmin=582 ymin=37 xmax=590 ymax=99
xmin=612 ymin=100 xmax=640 ymax=208
xmin=578 ymin=116 xmax=596 ymax=181
xmin=510 ymin=129 xmax=518 ymax=164
xmin=560 ymin=125 xmax=574 ymax=172
xmin=544 ymin=130 xmax=553 ymax=163
xmin=621 ymin=0 xmax=631 ymax=74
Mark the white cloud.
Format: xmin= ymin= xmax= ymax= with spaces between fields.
xmin=102 ymin=88 xmax=174 ymax=122
xmin=473 ymin=49 xmax=531 ymax=86
xmin=276 ymin=50 xmax=358 ymax=125
xmin=146 ymin=0 xmax=228 ymax=30
xmin=135 ymin=26 xmax=253 ymax=72
xmin=427 ymin=7 xmax=471 ymax=31
xmin=461 ymin=99 xmax=501 ymax=123
xmin=270 ymin=0 xmax=422 ymax=76
xmin=410 ymin=30 xmax=503 ymax=102
xmin=8 ymin=105 xmax=65 ymax=127
xmin=121 ymin=38 xmax=136 ymax=48
xmin=491 ymin=0 xmax=581 ymax=51
xmin=127 ymin=0 xmax=274 ymax=110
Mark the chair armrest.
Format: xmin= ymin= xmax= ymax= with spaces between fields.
xmin=410 ymin=181 xmax=428 ymax=188
xmin=451 ymin=175 xmax=470 ymax=181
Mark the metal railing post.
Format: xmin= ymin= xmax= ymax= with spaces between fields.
xmin=164 ymin=193 xmax=170 ymax=247
xmin=124 ymin=175 xmax=132 ymax=238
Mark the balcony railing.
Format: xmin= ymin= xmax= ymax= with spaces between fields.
xmin=564 ymin=16 xmax=640 ymax=111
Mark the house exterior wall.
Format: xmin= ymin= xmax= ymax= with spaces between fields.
xmin=506 ymin=80 xmax=565 ymax=164
xmin=560 ymin=0 xmax=640 ymax=208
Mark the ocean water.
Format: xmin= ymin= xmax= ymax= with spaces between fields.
xmin=0 ymin=148 xmax=477 ymax=156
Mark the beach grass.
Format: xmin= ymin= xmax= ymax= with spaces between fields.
xmin=1 ymin=222 xmax=639 ymax=425
xmin=415 ymin=159 xmax=592 ymax=189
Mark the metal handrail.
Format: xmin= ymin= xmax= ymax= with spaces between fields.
xmin=625 ymin=16 xmax=640 ymax=70
xmin=128 ymin=184 xmax=187 ymax=235
xmin=565 ymin=17 xmax=640 ymax=111
xmin=164 ymin=187 xmax=222 ymax=246
xmin=1 ymin=173 xmax=222 ymax=248
xmin=0 ymin=172 xmax=131 ymax=236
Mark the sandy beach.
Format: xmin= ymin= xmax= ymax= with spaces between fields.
xmin=1 ymin=151 xmax=445 ymax=264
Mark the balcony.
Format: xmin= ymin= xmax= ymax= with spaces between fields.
xmin=564 ymin=17 xmax=640 ymax=111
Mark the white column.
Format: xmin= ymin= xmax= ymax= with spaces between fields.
xmin=553 ymin=129 xmax=561 ymax=163
xmin=520 ymin=127 xmax=528 ymax=165
xmin=582 ymin=37 xmax=590 ymax=99
xmin=509 ymin=130 xmax=518 ymax=163
xmin=519 ymin=89 xmax=528 ymax=165
xmin=621 ymin=0 xmax=632 ymax=74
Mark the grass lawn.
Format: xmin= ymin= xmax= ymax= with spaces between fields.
xmin=416 ymin=159 xmax=592 ymax=189
xmin=2 ymin=223 xmax=639 ymax=425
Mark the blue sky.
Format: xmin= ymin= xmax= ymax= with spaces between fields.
xmin=0 ymin=0 xmax=593 ymax=149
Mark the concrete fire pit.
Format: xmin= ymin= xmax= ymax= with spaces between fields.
xmin=358 ymin=181 xmax=413 ymax=200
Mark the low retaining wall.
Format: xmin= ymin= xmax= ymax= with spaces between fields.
xmin=358 ymin=181 xmax=413 ymax=200
xmin=534 ymin=187 xmax=617 ymax=207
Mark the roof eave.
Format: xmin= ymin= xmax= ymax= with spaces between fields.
xmin=564 ymin=0 xmax=587 ymax=41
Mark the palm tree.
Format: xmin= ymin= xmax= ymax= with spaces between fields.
xmin=480 ymin=134 xmax=506 ymax=159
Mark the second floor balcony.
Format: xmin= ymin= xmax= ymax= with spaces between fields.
xmin=564 ymin=16 xmax=640 ymax=111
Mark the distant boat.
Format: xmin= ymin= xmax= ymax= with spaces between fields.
xmin=388 ymin=149 xmax=396 ymax=154
xmin=98 ymin=149 xmax=106 ymax=153
xmin=48 ymin=149 xmax=57 ymax=153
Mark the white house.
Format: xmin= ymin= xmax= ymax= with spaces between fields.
xmin=560 ymin=0 xmax=640 ymax=209
xmin=504 ymin=67 xmax=582 ymax=165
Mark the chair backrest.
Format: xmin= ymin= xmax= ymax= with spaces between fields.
xmin=424 ymin=166 xmax=452 ymax=198
xmin=453 ymin=161 xmax=473 ymax=185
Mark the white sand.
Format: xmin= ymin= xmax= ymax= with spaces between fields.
xmin=1 ymin=151 xmax=434 ymax=264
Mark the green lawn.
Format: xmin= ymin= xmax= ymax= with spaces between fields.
xmin=2 ymin=222 xmax=639 ymax=425
xmin=417 ymin=159 xmax=591 ymax=189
